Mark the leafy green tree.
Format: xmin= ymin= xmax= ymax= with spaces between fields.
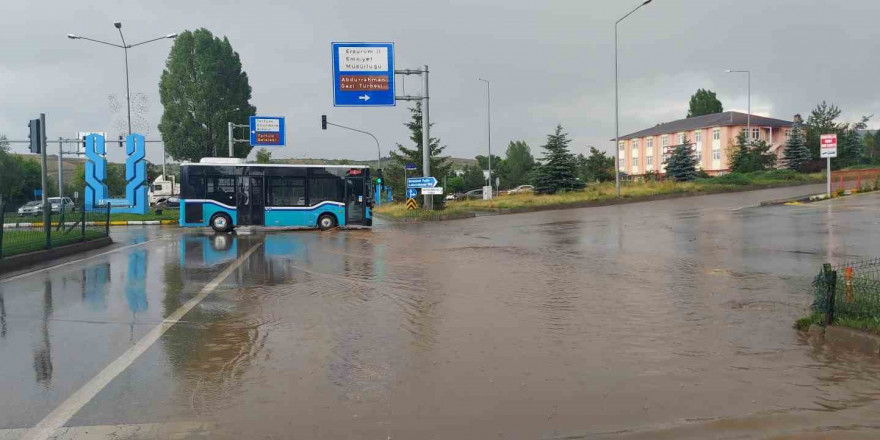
xmin=0 ymin=134 xmax=23 ymax=206
xmin=729 ymin=130 xmax=777 ymax=173
xmin=461 ymin=164 xmax=486 ymax=190
xmin=872 ymin=131 xmax=880 ymax=162
xmin=475 ymin=154 xmax=502 ymax=187
xmin=532 ymin=125 xmax=585 ymax=194
xmin=687 ymin=89 xmax=723 ymax=118
xmin=665 ymin=136 xmax=698 ymax=181
xmin=447 ymin=175 xmax=465 ymax=194
xmin=577 ymin=146 xmax=615 ymax=182
xmin=782 ymin=115 xmax=811 ymax=171
xmin=255 ymin=148 xmax=272 ymax=164
xmin=499 ymin=141 xmax=535 ymax=188
xmin=805 ymin=101 xmax=844 ymax=160
xmin=159 ymin=28 xmax=256 ymax=161
xmin=389 ymin=103 xmax=452 ymax=206
xmin=69 ymin=163 xmax=127 ymax=198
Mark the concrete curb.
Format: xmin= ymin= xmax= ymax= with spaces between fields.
xmin=0 ymin=236 xmax=113 ymax=275
xmin=377 ymin=181 xmax=823 ymax=223
xmin=807 ymin=324 xmax=880 ymax=356
xmin=3 ymin=220 xmax=176 ymax=228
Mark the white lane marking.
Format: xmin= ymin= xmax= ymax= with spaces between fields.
xmin=19 ymin=243 xmax=263 ymax=440
xmin=0 ymin=238 xmax=162 ymax=284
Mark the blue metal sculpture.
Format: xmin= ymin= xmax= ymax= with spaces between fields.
xmin=84 ymin=134 xmax=108 ymax=211
xmin=117 ymin=134 xmax=148 ymax=214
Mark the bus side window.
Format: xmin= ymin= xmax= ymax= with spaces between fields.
xmin=308 ymin=178 xmax=341 ymax=205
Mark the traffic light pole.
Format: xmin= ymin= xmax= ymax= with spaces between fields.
xmin=227 ymin=122 xmax=249 ymax=157
xmin=321 ymin=117 xmax=383 ymax=205
xmin=39 ymin=114 xmax=49 ymax=249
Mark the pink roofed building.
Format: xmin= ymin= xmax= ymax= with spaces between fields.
xmin=616 ymin=111 xmax=794 ymax=176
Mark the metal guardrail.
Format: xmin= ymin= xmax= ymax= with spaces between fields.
xmin=0 ymin=202 xmax=110 ymax=259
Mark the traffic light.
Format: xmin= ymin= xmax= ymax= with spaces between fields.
xmin=321 ymin=115 xmax=327 ymax=130
xmin=376 ymin=168 xmax=383 ymax=186
xmin=28 ymin=119 xmax=41 ymax=154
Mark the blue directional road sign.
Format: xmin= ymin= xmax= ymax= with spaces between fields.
xmin=407 ymin=177 xmax=437 ymax=188
xmin=404 ymin=163 xmax=417 ymax=171
xmin=332 ymin=42 xmax=395 ymax=107
xmin=406 ymin=188 xmax=418 ymax=199
xmin=249 ymin=116 xmax=286 ymax=147
xmin=34 ymin=189 xmax=42 ymax=197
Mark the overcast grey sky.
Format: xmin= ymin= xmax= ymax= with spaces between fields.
xmin=1 ymin=0 xmax=878 ymax=164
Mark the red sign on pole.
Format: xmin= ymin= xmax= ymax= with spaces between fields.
xmin=820 ymin=134 xmax=837 ymax=158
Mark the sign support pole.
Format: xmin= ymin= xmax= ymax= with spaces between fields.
xmin=58 ymin=137 xmax=64 ymax=199
xmin=228 ymin=121 xmax=234 ymax=158
xmin=421 ymin=65 xmax=432 ymax=210
xmin=39 ymin=113 xmax=50 ymax=249
xmin=827 ymin=157 xmax=831 ymax=198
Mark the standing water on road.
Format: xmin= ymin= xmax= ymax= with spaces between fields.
xmin=3 ymin=186 xmax=880 ymax=439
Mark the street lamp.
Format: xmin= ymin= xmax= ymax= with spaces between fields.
xmin=68 ymin=23 xmax=177 ymax=177
xmin=68 ymin=23 xmax=177 ymax=136
xmin=478 ymin=78 xmax=492 ymax=196
xmin=615 ymin=0 xmax=653 ymax=197
xmin=726 ymin=69 xmax=751 ymax=145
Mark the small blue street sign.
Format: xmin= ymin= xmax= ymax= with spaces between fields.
xmin=407 ymin=177 xmax=437 ymax=188
xmin=406 ymin=188 xmax=418 ymax=199
xmin=332 ymin=42 xmax=395 ymax=107
xmin=249 ymin=116 xmax=286 ymax=147
xmin=404 ymin=163 xmax=417 ymax=171
xmin=34 ymin=189 xmax=42 ymax=197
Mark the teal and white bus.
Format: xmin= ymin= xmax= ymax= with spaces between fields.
xmin=179 ymin=158 xmax=372 ymax=232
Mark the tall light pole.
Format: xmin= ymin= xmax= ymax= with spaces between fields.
xmin=478 ymin=78 xmax=492 ymax=195
xmin=726 ymin=69 xmax=750 ymax=145
xmin=68 ymin=24 xmax=177 ymax=175
xmin=615 ymin=0 xmax=653 ymax=197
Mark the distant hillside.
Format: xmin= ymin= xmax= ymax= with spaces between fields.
xmin=13 ymin=153 xmax=85 ymax=185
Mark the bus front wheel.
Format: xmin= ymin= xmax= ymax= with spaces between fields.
xmin=317 ymin=214 xmax=337 ymax=231
xmin=210 ymin=213 xmax=233 ymax=233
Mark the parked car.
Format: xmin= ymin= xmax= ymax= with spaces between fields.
xmin=17 ymin=201 xmax=43 ymax=216
xmin=463 ymin=188 xmax=484 ymax=200
xmin=507 ymin=185 xmax=535 ymax=195
xmin=48 ymin=197 xmax=75 ymax=213
xmin=445 ymin=193 xmax=457 ymax=201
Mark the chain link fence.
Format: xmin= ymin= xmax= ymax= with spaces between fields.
xmin=0 ymin=202 xmax=110 ymax=259
xmin=812 ymin=259 xmax=880 ymax=324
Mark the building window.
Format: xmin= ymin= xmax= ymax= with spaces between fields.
xmin=661 ymin=135 xmax=669 ymax=147
xmin=752 ymin=128 xmax=760 ymax=140
xmin=633 ymin=157 xmax=638 ymax=167
xmin=633 ymin=139 xmax=639 ymax=149
xmin=713 ymin=128 xmax=721 ymax=141
xmin=694 ymin=145 xmax=702 ymax=162
xmin=678 ymin=133 xmax=686 ymax=145
xmin=713 ymin=149 xmax=721 ymax=160
xmin=646 ymin=137 xmax=653 ymax=149
xmin=619 ymin=141 xmax=625 ymax=150
xmin=785 ymin=129 xmax=792 ymax=138
xmin=647 ymin=155 xmax=653 ymax=166
xmin=695 ymin=130 xmax=702 ymax=144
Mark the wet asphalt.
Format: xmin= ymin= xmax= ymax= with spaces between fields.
xmin=3 ymin=184 xmax=880 ymax=439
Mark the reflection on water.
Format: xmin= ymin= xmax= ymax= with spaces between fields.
xmin=33 ymin=279 xmax=53 ymax=387
xmin=124 ymin=250 xmax=148 ymax=314
xmin=82 ymin=263 xmax=110 ymax=310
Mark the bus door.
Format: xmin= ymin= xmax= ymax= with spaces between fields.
xmin=344 ymin=176 xmax=365 ymax=225
xmin=237 ymin=175 xmax=264 ymax=226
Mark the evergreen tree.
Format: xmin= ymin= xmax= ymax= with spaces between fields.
xmin=461 ymin=164 xmax=485 ymax=190
xmin=578 ymin=146 xmax=615 ymax=182
xmin=532 ymin=125 xmax=585 ymax=194
xmin=837 ymin=116 xmax=869 ymax=167
xmin=389 ymin=103 xmax=452 ymax=205
xmin=665 ymin=136 xmax=698 ymax=181
xmin=783 ymin=115 xmax=811 ymax=171
xmin=729 ymin=130 xmax=777 ymax=173
xmin=804 ymin=101 xmax=844 ymax=160
xmin=499 ymin=141 xmax=535 ymax=188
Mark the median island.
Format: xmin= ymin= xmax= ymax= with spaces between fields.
xmin=375 ymin=170 xmax=824 ymax=221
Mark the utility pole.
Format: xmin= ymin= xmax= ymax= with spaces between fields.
xmin=479 ymin=78 xmax=492 ymax=197
xmin=58 ymin=137 xmax=64 ymax=198
xmin=228 ymin=122 xmax=234 ymax=158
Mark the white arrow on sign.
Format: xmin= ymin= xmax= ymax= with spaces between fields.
xmin=358 ymin=94 xmax=371 ymax=102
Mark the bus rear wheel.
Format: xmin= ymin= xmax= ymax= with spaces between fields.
xmin=210 ymin=213 xmax=233 ymax=233
xmin=317 ymin=214 xmax=337 ymax=231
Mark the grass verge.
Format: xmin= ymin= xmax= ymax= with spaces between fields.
xmin=377 ymin=171 xmax=824 ymax=221
xmin=1 ymin=229 xmax=107 ymax=258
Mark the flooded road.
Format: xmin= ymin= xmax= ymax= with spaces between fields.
xmin=4 ymin=184 xmax=880 ymax=439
